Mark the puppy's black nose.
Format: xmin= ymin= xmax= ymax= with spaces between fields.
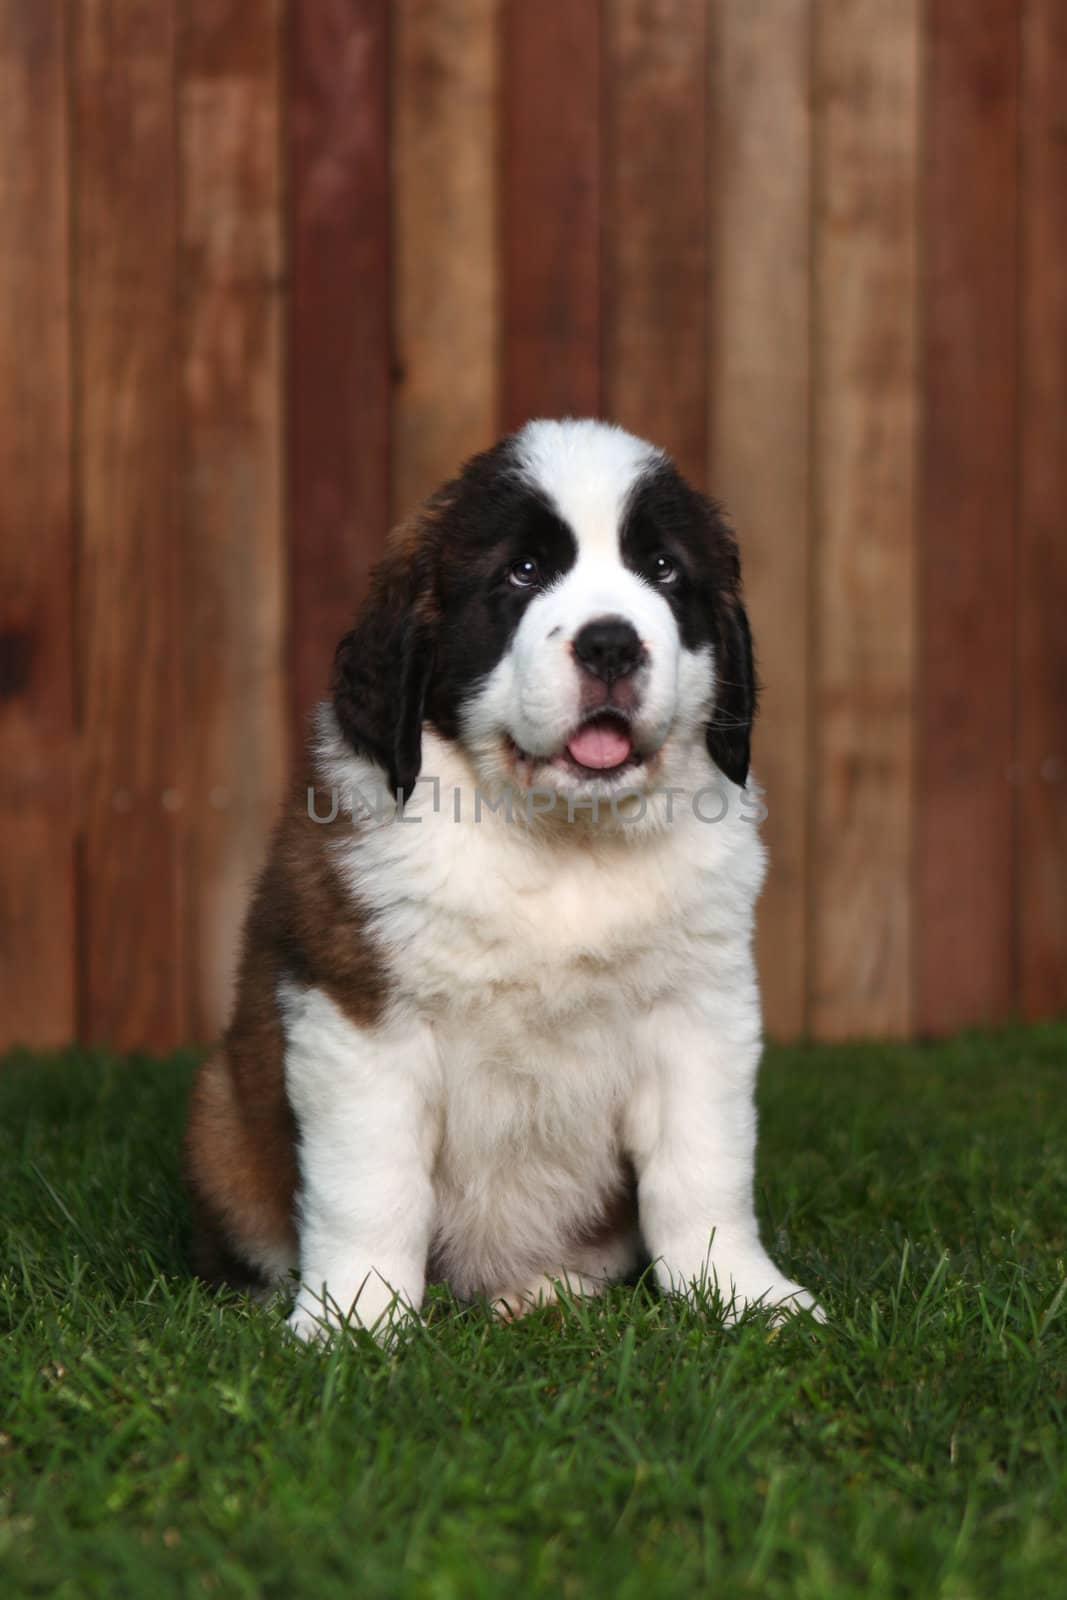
xmin=572 ymin=616 xmax=645 ymax=683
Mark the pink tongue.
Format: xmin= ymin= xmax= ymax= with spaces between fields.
xmin=566 ymin=721 xmax=633 ymax=771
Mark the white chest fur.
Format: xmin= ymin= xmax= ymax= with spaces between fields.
xmin=330 ymin=732 xmax=763 ymax=1008
xmin=293 ymin=731 xmax=767 ymax=1300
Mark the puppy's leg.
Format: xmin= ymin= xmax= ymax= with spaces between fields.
xmin=279 ymin=984 xmax=439 ymax=1342
xmin=625 ymin=997 xmax=822 ymax=1322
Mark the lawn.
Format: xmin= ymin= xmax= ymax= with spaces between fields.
xmin=1 ymin=1026 xmax=1065 ymax=1599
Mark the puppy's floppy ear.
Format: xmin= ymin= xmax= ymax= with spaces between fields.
xmin=706 ymin=598 xmax=757 ymax=789
xmin=332 ymin=541 xmax=436 ymax=802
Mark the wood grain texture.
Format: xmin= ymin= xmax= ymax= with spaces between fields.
xmin=1018 ymin=0 xmax=1067 ymax=1019
xmin=74 ymin=0 xmax=185 ymax=1051
xmin=179 ymin=0 xmax=287 ymax=1041
xmin=605 ymin=0 xmax=708 ymax=486
xmin=288 ymin=0 xmax=390 ymax=741
xmin=0 ymin=2 xmax=75 ymax=1048
xmin=810 ymin=0 xmax=920 ymax=1039
xmin=2 ymin=5 xmax=1062 ymax=1049
xmin=501 ymin=0 xmax=601 ymax=430
xmin=918 ymin=0 xmax=1019 ymax=1034
xmin=708 ymin=0 xmax=812 ymax=1038
xmin=392 ymin=0 xmax=500 ymax=516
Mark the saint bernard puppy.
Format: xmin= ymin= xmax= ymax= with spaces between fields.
xmin=184 ymin=419 xmax=821 ymax=1338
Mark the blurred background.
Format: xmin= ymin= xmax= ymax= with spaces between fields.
xmin=0 ymin=0 xmax=1064 ymax=1053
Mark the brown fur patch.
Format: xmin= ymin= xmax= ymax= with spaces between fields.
xmin=183 ymin=784 xmax=388 ymax=1289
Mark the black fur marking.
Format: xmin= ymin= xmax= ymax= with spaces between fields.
xmin=333 ymin=594 xmax=435 ymax=802
xmin=333 ymin=437 xmax=578 ymax=792
xmin=620 ymin=463 xmax=757 ymax=787
xmin=417 ymin=439 xmax=579 ymax=739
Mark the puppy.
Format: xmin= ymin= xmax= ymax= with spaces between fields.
xmin=184 ymin=419 xmax=820 ymax=1337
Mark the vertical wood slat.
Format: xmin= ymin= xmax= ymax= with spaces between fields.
xmin=1018 ymin=0 xmax=1067 ymax=1019
xmin=501 ymin=0 xmax=601 ymax=431
xmin=180 ymin=0 xmax=287 ymax=1040
xmin=74 ymin=0 xmax=185 ymax=1051
xmin=392 ymin=0 xmax=500 ymax=517
xmin=708 ymin=0 xmax=812 ymax=1039
xmin=605 ymin=0 xmax=708 ymax=488
xmin=288 ymin=0 xmax=390 ymax=745
xmin=810 ymin=0 xmax=920 ymax=1039
xmin=918 ymin=0 xmax=1020 ymax=1035
xmin=0 ymin=2 xmax=75 ymax=1049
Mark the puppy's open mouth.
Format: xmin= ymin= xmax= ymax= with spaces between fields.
xmin=511 ymin=711 xmax=645 ymax=781
xmin=562 ymin=711 xmax=641 ymax=777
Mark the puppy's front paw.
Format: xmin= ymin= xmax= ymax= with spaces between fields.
xmin=285 ymin=1273 xmax=420 ymax=1345
xmin=716 ymin=1265 xmax=825 ymax=1325
xmin=748 ymin=1279 xmax=824 ymax=1324
xmin=658 ymin=1245 xmax=824 ymax=1325
xmin=286 ymin=1301 xmax=334 ymax=1344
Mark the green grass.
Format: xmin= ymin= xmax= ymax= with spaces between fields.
xmin=2 ymin=1027 xmax=1066 ymax=1599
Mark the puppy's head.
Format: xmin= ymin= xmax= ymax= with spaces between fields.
xmin=333 ymin=420 xmax=755 ymax=809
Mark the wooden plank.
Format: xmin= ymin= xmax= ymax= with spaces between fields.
xmin=392 ymin=0 xmax=500 ymax=516
xmin=810 ymin=0 xmax=920 ymax=1039
xmin=179 ymin=0 xmax=287 ymax=1040
xmin=74 ymin=0 xmax=185 ymax=1051
xmin=288 ymin=0 xmax=390 ymax=739
xmin=501 ymin=0 xmax=601 ymax=430
xmin=604 ymin=0 xmax=708 ymax=487
xmin=1018 ymin=0 xmax=1067 ymax=1019
xmin=918 ymin=0 xmax=1019 ymax=1034
xmin=0 ymin=2 xmax=75 ymax=1049
xmin=707 ymin=0 xmax=812 ymax=1039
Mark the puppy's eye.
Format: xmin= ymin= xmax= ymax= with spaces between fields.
xmin=508 ymin=557 xmax=541 ymax=589
xmin=648 ymin=552 xmax=678 ymax=585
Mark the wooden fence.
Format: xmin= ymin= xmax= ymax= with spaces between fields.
xmin=1 ymin=0 xmax=1065 ymax=1053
